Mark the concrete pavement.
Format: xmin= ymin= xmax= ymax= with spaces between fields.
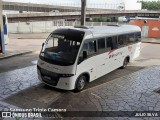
xmin=53 ymin=65 xmax=160 ymax=112
xmin=0 ymin=50 xmax=33 ymax=60
xmin=0 ymin=58 xmax=160 ymax=119
xmin=142 ymin=38 xmax=160 ymax=44
xmin=9 ymin=33 xmax=49 ymax=39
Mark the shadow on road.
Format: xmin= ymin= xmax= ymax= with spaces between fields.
xmin=73 ymin=65 xmax=145 ymax=93
xmin=3 ymin=83 xmax=68 ymax=109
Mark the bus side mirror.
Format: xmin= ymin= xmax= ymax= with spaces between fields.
xmin=42 ymin=43 xmax=44 ymax=47
xmin=83 ymin=51 xmax=87 ymax=59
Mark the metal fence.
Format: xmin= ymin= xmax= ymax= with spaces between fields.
xmin=8 ymin=21 xmax=125 ymax=33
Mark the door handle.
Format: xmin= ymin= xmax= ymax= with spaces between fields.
xmin=114 ymin=59 xmax=117 ymax=60
xmin=102 ymin=63 xmax=105 ymax=66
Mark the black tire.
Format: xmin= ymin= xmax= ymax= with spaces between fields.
xmin=121 ymin=57 xmax=129 ymax=69
xmin=43 ymin=84 xmax=52 ymax=88
xmin=75 ymin=75 xmax=86 ymax=92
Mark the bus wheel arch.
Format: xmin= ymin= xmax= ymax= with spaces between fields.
xmin=83 ymin=73 xmax=90 ymax=82
xmin=121 ymin=56 xmax=130 ymax=69
xmin=126 ymin=56 xmax=130 ymax=63
xmin=74 ymin=72 xmax=90 ymax=91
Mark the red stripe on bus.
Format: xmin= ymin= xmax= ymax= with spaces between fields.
xmin=108 ymin=50 xmax=115 ymax=55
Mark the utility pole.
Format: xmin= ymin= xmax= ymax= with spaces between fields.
xmin=81 ymin=0 xmax=86 ymax=26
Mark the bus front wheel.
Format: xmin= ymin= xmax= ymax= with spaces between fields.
xmin=75 ymin=75 xmax=86 ymax=91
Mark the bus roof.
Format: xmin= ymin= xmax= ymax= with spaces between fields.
xmin=52 ymin=25 xmax=141 ymax=40
xmin=73 ymin=25 xmax=141 ymax=39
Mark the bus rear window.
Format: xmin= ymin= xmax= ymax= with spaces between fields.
xmin=118 ymin=32 xmax=141 ymax=48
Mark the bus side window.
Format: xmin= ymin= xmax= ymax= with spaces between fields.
xmin=78 ymin=43 xmax=88 ymax=64
xmin=88 ymin=40 xmax=97 ymax=55
xmin=106 ymin=36 xmax=118 ymax=51
xmin=118 ymin=34 xmax=128 ymax=47
xmin=106 ymin=37 xmax=112 ymax=51
xmin=111 ymin=36 xmax=118 ymax=49
xmin=78 ymin=40 xmax=97 ymax=64
xmin=97 ymin=38 xmax=105 ymax=53
xmin=127 ymin=33 xmax=135 ymax=44
xmin=83 ymin=43 xmax=88 ymax=51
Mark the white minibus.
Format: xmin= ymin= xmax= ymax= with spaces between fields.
xmin=37 ymin=25 xmax=141 ymax=91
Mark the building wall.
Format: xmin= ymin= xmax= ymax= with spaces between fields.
xmin=8 ymin=21 xmax=123 ymax=33
xmin=129 ymin=19 xmax=160 ymax=38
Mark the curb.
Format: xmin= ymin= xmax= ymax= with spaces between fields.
xmin=142 ymin=41 xmax=160 ymax=44
xmin=0 ymin=51 xmax=34 ymax=60
xmin=17 ymin=37 xmax=47 ymax=39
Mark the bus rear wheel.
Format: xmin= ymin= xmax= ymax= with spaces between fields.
xmin=75 ymin=75 xmax=86 ymax=92
xmin=121 ymin=57 xmax=129 ymax=69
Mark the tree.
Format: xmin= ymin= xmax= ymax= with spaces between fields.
xmin=92 ymin=18 xmax=112 ymax=22
xmin=141 ymin=1 xmax=160 ymax=10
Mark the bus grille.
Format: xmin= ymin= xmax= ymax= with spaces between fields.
xmin=37 ymin=66 xmax=59 ymax=86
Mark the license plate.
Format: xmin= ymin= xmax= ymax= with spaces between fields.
xmin=43 ymin=76 xmax=51 ymax=80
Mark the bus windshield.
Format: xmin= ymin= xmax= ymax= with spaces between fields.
xmin=40 ymin=34 xmax=82 ymax=66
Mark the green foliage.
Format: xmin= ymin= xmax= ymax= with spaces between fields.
xmin=141 ymin=1 xmax=160 ymax=10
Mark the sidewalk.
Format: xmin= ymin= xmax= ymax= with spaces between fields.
xmin=0 ymin=50 xmax=33 ymax=60
xmin=9 ymin=33 xmax=49 ymax=39
xmin=142 ymin=38 xmax=160 ymax=44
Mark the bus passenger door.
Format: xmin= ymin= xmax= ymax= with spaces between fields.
xmin=77 ymin=40 xmax=97 ymax=81
xmin=96 ymin=38 xmax=106 ymax=77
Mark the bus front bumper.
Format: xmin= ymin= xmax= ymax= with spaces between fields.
xmin=37 ymin=69 xmax=77 ymax=90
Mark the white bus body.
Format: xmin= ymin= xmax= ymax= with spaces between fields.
xmin=37 ymin=25 xmax=141 ymax=91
